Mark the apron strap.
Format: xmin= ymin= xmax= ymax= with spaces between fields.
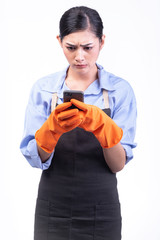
xmin=51 ymin=89 xmax=109 ymax=112
xmin=103 ymin=89 xmax=109 ymax=109
xmin=51 ymin=93 xmax=58 ymax=112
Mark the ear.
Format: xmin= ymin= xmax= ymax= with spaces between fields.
xmin=100 ymin=34 xmax=105 ymax=50
xmin=56 ymin=35 xmax=63 ymax=47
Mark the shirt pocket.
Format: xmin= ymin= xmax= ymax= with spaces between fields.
xmin=94 ymin=203 xmax=121 ymax=240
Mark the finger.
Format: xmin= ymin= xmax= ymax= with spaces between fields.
xmin=58 ymin=115 xmax=83 ymax=128
xmin=63 ymin=119 xmax=83 ymax=131
xmin=55 ymin=102 xmax=72 ymax=113
xmin=57 ymin=108 xmax=79 ymax=120
xmin=70 ymin=99 xmax=87 ymax=111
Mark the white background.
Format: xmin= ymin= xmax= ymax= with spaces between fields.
xmin=1 ymin=0 xmax=160 ymax=239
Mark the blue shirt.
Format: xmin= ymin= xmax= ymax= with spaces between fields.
xmin=20 ymin=64 xmax=137 ymax=170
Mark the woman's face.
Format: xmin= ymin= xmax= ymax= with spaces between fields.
xmin=57 ymin=30 xmax=105 ymax=75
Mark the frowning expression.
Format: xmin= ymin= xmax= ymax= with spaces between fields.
xmin=57 ymin=30 xmax=105 ymax=74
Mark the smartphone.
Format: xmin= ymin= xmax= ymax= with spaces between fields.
xmin=63 ymin=90 xmax=84 ymax=109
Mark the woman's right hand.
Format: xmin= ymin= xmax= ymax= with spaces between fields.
xmin=35 ymin=102 xmax=83 ymax=153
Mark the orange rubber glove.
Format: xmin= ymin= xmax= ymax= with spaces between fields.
xmin=71 ymin=99 xmax=123 ymax=148
xmin=35 ymin=102 xmax=83 ymax=153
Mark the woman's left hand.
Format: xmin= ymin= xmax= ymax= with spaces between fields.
xmin=70 ymin=99 xmax=123 ymax=149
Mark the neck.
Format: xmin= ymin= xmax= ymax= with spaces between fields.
xmin=65 ymin=64 xmax=98 ymax=91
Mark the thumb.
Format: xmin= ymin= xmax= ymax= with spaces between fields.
xmin=70 ymin=99 xmax=87 ymax=112
xmin=55 ymin=102 xmax=72 ymax=113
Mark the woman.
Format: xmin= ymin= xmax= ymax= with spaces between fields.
xmin=20 ymin=6 xmax=137 ymax=240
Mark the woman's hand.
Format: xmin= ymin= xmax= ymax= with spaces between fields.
xmin=35 ymin=102 xmax=83 ymax=154
xmin=71 ymin=99 xmax=126 ymax=173
xmin=71 ymin=99 xmax=123 ymax=149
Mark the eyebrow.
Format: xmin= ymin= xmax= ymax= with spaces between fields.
xmin=66 ymin=42 xmax=93 ymax=47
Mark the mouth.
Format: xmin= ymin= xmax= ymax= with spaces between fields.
xmin=74 ymin=64 xmax=87 ymax=69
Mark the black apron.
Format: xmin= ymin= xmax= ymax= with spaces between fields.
xmin=34 ymin=108 xmax=122 ymax=240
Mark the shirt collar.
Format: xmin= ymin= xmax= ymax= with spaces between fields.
xmin=97 ymin=64 xmax=115 ymax=91
xmin=41 ymin=67 xmax=67 ymax=93
xmin=42 ymin=63 xmax=115 ymax=95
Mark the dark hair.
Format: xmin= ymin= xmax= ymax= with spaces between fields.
xmin=59 ymin=6 xmax=103 ymax=41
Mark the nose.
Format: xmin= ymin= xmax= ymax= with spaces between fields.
xmin=75 ymin=48 xmax=85 ymax=62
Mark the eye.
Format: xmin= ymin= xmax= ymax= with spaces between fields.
xmin=84 ymin=46 xmax=93 ymax=51
xmin=66 ymin=46 xmax=76 ymax=51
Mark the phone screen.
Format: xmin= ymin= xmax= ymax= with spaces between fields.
xmin=63 ymin=90 xmax=84 ymax=103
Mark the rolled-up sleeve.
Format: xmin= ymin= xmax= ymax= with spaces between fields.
xmin=111 ymin=84 xmax=137 ymax=163
xmin=20 ymin=81 xmax=54 ymax=170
